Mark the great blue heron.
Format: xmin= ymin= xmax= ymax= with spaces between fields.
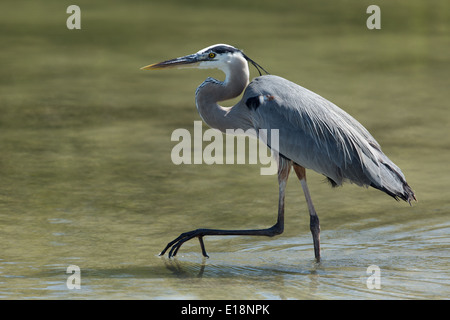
xmin=141 ymin=44 xmax=416 ymax=261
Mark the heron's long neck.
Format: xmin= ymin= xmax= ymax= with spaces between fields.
xmin=195 ymin=61 xmax=251 ymax=132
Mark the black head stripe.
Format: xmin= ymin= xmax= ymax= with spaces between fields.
xmin=203 ymin=45 xmax=270 ymax=76
xmin=209 ymin=45 xmax=240 ymax=55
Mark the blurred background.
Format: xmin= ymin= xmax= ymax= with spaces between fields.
xmin=0 ymin=0 xmax=448 ymax=299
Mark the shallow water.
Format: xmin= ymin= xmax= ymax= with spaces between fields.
xmin=0 ymin=0 xmax=449 ymax=299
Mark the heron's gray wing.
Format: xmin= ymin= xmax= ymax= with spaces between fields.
xmin=244 ymin=75 xmax=406 ymax=194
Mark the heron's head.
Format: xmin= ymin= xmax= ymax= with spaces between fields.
xmin=141 ymin=44 xmax=268 ymax=76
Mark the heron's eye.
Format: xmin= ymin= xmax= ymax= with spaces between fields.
xmin=208 ymin=52 xmax=216 ymax=59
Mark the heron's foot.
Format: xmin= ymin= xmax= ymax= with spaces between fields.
xmin=310 ymin=215 xmax=321 ymax=262
xmin=159 ymin=229 xmax=209 ymax=258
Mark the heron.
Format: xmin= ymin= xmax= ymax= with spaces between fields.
xmin=141 ymin=44 xmax=416 ymax=261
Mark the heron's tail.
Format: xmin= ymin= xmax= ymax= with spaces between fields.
xmin=369 ymin=159 xmax=417 ymax=205
xmin=371 ymin=180 xmax=416 ymax=205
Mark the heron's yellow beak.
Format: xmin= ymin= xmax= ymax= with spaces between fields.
xmin=141 ymin=54 xmax=200 ymax=70
xmin=140 ymin=63 xmax=162 ymax=70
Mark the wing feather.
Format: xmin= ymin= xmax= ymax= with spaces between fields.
xmin=243 ymin=75 xmax=391 ymax=188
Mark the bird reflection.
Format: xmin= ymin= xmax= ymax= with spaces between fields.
xmin=161 ymin=256 xmax=206 ymax=278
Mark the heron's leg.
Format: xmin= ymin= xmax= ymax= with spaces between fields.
xmin=159 ymin=158 xmax=292 ymax=258
xmin=293 ymin=164 xmax=321 ymax=262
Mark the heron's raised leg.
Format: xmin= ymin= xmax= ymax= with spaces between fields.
xmin=159 ymin=157 xmax=292 ymax=258
xmin=293 ymin=164 xmax=321 ymax=262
